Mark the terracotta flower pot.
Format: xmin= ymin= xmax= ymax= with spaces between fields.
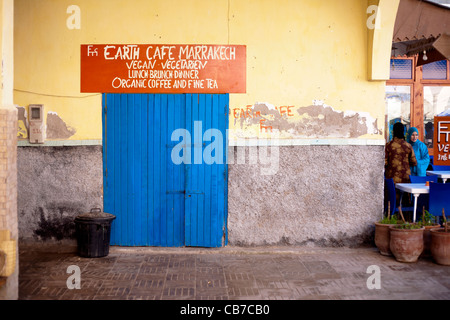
xmin=389 ymin=226 xmax=424 ymax=263
xmin=421 ymin=224 xmax=441 ymax=258
xmin=430 ymin=228 xmax=450 ymax=266
xmin=375 ymin=222 xmax=394 ymax=256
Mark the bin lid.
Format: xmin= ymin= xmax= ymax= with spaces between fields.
xmin=75 ymin=208 xmax=116 ymax=222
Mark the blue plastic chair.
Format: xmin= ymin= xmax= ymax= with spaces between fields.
xmin=385 ymin=178 xmax=396 ymax=216
xmin=428 ymin=183 xmax=450 ymax=220
xmin=385 ymin=178 xmax=414 ymax=216
xmin=429 ymin=165 xmax=450 ymax=183
xmin=409 ymin=175 xmax=438 ymax=183
xmin=431 ymin=165 xmax=450 ymax=171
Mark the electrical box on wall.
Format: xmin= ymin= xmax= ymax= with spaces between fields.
xmin=28 ymin=104 xmax=45 ymax=144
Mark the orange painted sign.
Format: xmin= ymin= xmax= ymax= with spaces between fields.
xmin=81 ymin=44 xmax=246 ymax=93
xmin=434 ymin=116 xmax=450 ymax=165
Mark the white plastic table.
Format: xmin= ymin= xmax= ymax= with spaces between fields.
xmin=426 ymin=171 xmax=450 ymax=183
xmin=395 ymin=183 xmax=429 ymax=222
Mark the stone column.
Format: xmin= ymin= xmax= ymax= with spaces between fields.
xmin=0 ymin=0 xmax=18 ymax=300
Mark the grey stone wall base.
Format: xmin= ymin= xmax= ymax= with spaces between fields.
xmin=17 ymin=145 xmax=103 ymax=243
xmin=227 ymin=145 xmax=384 ymax=247
xmin=17 ymin=144 xmax=384 ymax=248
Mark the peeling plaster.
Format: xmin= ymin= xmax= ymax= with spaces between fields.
xmin=17 ymin=107 xmax=77 ymax=140
xmin=231 ymin=100 xmax=382 ymax=139
xmin=17 ymin=105 xmax=28 ymax=139
xmin=46 ymin=112 xmax=76 ymax=139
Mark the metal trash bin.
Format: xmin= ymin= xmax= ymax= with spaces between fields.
xmin=74 ymin=208 xmax=116 ymax=258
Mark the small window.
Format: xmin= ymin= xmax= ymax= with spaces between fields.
xmin=423 ymin=60 xmax=447 ymax=80
xmin=390 ymin=59 xmax=413 ymax=79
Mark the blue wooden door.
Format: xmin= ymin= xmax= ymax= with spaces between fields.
xmin=184 ymin=94 xmax=228 ymax=247
xmin=103 ymin=93 xmax=228 ymax=247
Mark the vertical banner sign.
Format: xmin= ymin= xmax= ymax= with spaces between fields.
xmin=434 ymin=116 xmax=450 ymax=165
xmin=81 ymin=44 xmax=246 ymax=93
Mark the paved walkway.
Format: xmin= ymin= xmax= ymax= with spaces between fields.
xmin=18 ymin=244 xmax=450 ymax=301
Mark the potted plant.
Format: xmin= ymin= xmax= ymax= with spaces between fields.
xmin=390 ymin=223 xmax=425 ymax=263
xmin=389 ymin=207 xmax=425 ymax=263
xmin=375 ymin=202 xmax=399 ymax=256
xmin=418 ymin=207 xmax=441 ymax=258
xmin=430 ymin=209 xmax=450 ymax=266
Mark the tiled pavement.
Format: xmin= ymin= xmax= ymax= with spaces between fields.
xmin=18 ymin=244 xmax=450 ymax=301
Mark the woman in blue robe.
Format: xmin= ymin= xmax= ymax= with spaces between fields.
xmin=407 ymin=127 xmax=430 ymax=176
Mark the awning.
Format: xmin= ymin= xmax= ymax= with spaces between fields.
xmin=392 ymin=0 xmax=450 ymax=65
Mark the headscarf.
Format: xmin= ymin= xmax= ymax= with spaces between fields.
xmin=407 ymin=127 xmax=419 ymax=145
xmin=393 ymin=122 xmax=405 ymax=139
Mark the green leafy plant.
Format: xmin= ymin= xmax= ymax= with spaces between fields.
xmin=386 ymin=205 xmax=421 ymax=229
xmin=379 ymin=202 xmax=399 ymax=224
xmin=380 ymin=214 xmax=398 ymax=224
xmin=418 ymin=207 xmax=439 ymax=227
xmin=393 ymin=222 xmax=423 ymax=230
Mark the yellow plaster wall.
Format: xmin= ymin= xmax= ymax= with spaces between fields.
xmin=1 ymin=0 xmax=14 ymax=109
xmin=13 ymin=0 xmax=398 ymax=142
